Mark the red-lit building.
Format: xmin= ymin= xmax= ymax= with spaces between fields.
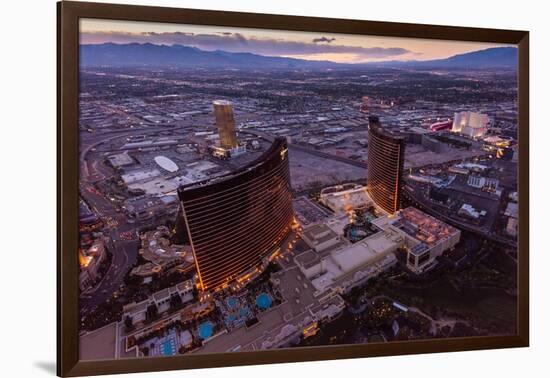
xmin=429 ymin=119 xmax=453 ymax=132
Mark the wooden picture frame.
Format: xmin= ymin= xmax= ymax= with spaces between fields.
xmin=58 ymin=1 xmax=529 ymax=376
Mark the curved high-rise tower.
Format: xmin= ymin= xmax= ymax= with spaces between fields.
xmin=367 ymin=116 xmax=405 ymax=214
xmin=177 ymin=137 xmax=294 ymax=291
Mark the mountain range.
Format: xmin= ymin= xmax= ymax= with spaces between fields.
xmin=80 ymin=43 xmax=517 ymax=70
xmin=373 ymin=47 xmax=517 ymax=69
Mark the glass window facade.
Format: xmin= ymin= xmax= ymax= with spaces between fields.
xmin=213 ymin=100 xmax=238 ymax=149
xmin=177 ymin=138 xmax=294 ymax=291
xmin=367 ymin=116 xmax=406 ymax=214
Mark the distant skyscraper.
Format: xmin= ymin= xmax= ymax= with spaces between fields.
xmin=213 ymin=100 xmax=238 ymax=149
xmin=367 ymin=116 xmax=406 ymax=214
xmin=451 ymin=111 xmax=490 ymax=138
xmin=360 ymin=96 xmax=369 ymax=113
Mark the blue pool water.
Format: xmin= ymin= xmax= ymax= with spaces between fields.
xmin=255 ymin=293 xmax=273 ymax=310
xmin=226 ymin=297 xmax=238 ymax=309
xmin=198 ymin=321 xmax=214 ymax=340
xmin=161 ymin=338 xmax=176 ymax=356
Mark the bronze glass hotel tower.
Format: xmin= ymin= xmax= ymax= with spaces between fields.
xmin=177 ymin=138 xmax=294 ymax=291
xmin=213 ymin=100 xmax=239 ymax=149
xmin=367 ymin=116 xmax=405 ymax=214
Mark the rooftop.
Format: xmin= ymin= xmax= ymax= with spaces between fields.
xmin=302 ymin=224 xmax=338 ymax=245
xmin=213 ymin=100 xmax=232 ymax=106
xmin=294 ymin=249 xmax=321 ymax=270
xmin=131 ymin=226 xmax=193 ymax=277
xmin=302 ymin=228 xmax=402 ymax=293
xmin=329 ymin=230 xmax=401 ymax=274
xmin=320 ymin=184 xmax=373 ymax=213
xmin=505 ymin=202 xmax=518 ymax=218
xmin=390 ymin=207 xmax=459 ymax=246
xmin=80 ymin=323 xmax=118 ymax=361
xmin=107 ymin=152 xmax=134 ymax=167
xmin=154 ymin=155 xmax=179 ymax=173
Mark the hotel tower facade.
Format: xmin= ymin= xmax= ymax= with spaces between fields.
xmin=213 ymin=100 xmax=239 ymax=149
xmin=177 ymin=138 xmax=294 ymax=291
xmin=367 ymin=116 xmax=406 ymax=214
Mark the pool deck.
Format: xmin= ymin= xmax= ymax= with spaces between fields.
xmin=92 ymin=235 xmax=346 ymax=358
xmin=198 ymin=265 xmax=344 ymax=353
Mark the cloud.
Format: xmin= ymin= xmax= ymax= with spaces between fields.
xmin=313 ymin=37 xmax=336 ymax=43
xmin=80 ymin=31 xmax=412 ymax=61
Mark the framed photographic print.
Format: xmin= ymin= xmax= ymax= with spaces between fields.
xmin=57 ymin=1 xmax=529 ymax=376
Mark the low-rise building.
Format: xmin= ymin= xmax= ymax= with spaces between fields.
xmin=388 ymin=207 xmax=461 ymax=273
xmin=122 ymin=279 xmax=195 ymax=329
xmin=504 ymin=201 xmax=519 ymax=237
xmin=298 ymin=206 xmax=461 ymax=286
xmin=131 ymin=226 xmax=194 ymax=280
xmin=301 ymin=223 xmax=346 ymax=253
xmin=107 ymin=152 xmax=134 ymax=169
xmin=296 ymin=227 xmax=402 ymax=294
xmin=319 ymin=183 xmax=373 ymax=214
xmin=506 ymin=217 xmax=518 ymax=237
xmin=505 ymin=202 xmax=519 ymax=219
xmin=458 ymin=203 xmax=486 ymax=223
xmin=79 ymin=240 xmax=108 ymax=292
xmin=467 ymin=175 xmax=500 ymax=192
xmin=123 ymin=195 xmax=179 ymax=223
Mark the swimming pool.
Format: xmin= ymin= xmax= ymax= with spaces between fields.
xmin=161 ymin=338 xmax=176 ymax=356
xmin=255 ymin=293 xmax=273 ymax=310
xmin=198 ymin=321 xmax=214 ymax=340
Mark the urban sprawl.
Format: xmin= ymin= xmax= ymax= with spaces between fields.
xmin=78 ymin=66 xmax=518 ymax=360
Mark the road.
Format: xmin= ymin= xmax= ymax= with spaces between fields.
xmin=78 ymin=124 xmax=193 ymax=315
xmin=80 ymin=125 xmax=189 ymax=182
xmin=242 ymin=129 xmax=368 ymax=169
xmin=79 ymin=181 xmax=140 ymax=315
xmin=403 ymin=184 xmax=517 ymax=248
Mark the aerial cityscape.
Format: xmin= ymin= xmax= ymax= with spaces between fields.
xmin=78 ymin=19 xmax=519 ymax=360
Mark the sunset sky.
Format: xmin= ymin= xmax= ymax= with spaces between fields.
xmin=80 ymin=19 xmax=512 ymax=64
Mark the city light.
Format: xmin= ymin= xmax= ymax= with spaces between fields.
xmin=77 ymin=25 xmax=519 ymax=360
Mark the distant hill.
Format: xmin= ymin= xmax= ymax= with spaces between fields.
xmin=80 ymin=43 xmax=517 ymax=70
xmin=371 ymin=47 xmax=518 ymax=69
xmin=79 ymin=42 xmax=341 ymax=69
